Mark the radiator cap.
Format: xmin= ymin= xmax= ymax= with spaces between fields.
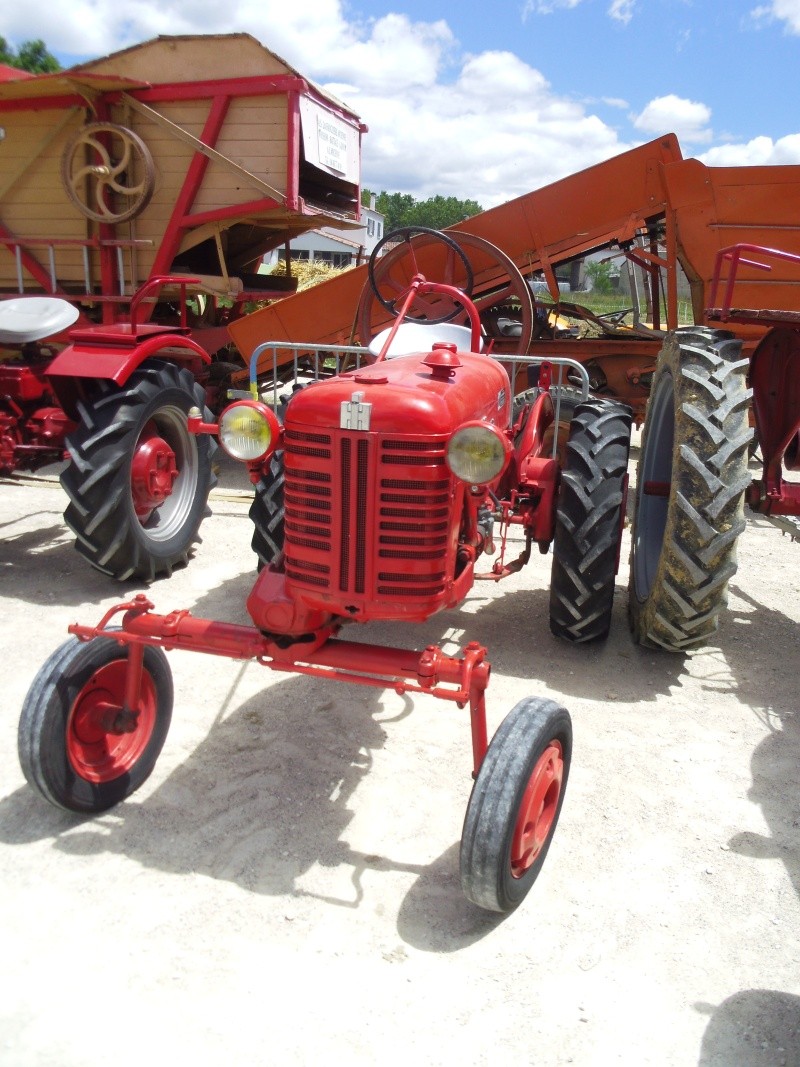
xmin=423 ymin=342 xmax=461 ymax=378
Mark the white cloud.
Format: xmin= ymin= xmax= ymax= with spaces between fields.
xmin=521 ymin=0 xmax=583 ymax=18
xmin=0 ymin=0 xmax=636 ymax=205
xmin=608 ymin=0 xmax=636 ymax=25
xmin=699 ymin=133 xmax=800 ymax=166
xmin=632 ymin=94 xmax=713 ymax=144
xmin=340 ymin=49 xmax=630 ymax=206
xmin=751 ymin=1 xmax=800 ymax=33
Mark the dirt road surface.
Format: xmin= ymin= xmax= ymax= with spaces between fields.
xmin=2 ymin=446 xmax=799 ymax=1066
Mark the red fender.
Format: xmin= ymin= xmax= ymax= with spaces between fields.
xmin=43 ymin=327 xmax=211 ymax=417
xmin=45 ymin=327 xmax=210 ymax=385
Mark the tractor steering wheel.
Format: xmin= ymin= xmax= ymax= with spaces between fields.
xmin=367 ymin=226 xmax=475 ymax=325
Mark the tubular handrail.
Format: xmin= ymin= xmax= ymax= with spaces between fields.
xmin=708 ymin=242 xmax=800 ymax=318
xmin=245 ymin=340 xmax=590 ymax=459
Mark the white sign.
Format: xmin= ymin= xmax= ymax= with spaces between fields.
xmin=299 ymin=97 xmax=360 ymax=184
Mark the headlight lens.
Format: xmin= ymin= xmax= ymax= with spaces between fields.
xmin=446 ymin=423 xmax=510 ymax=484
xmin=219 ymin=401 xmax=278 ymax=462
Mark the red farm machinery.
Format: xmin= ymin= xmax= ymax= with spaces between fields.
xmin=629 ymin=242 xmax=800 ymax=650
xmin=14 ymin=125 xmax=800 ymax=912
xmin=0 ymin=33 xmax=365 ymax=580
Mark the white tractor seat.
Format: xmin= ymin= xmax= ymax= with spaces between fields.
xmin=368 ymin=321 xmax=483 ymax=359
xmin=0 ymin=297 xmax=80 ymax=344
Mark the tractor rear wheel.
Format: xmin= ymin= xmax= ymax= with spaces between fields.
xmin=460 ymin=697 xmax=572 ymax=913
xmin=549 ymin=398 xmax=632 ymax=642
xmin=61 ymin=360 xmax=216 ymax=581
xmin=18 ymin=634 xmax=173 ymax=813
xmin=628 ymin=327 xmax=752 ymax=650
xmin=250 ymin=451 xmax=285 ymax=568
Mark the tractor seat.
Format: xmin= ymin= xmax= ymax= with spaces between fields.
xmin=368 ymin=321 xmax=483 ymax=359
xmin=0 ymin=297 xmax=79 ymax=344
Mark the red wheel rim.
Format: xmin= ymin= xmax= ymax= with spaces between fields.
xmin=66 ymin=661 xmax=157 ymax=783
xmin=510 ymin=740 xmax=564 ymax=878
xmin=131 ymin=420 xmax=179 ymax=521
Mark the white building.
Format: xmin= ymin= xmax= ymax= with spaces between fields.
xmin=264 ymin=198 xmax=385 ymax=269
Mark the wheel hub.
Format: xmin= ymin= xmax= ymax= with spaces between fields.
xmin=511 ymin=741 xmax=563 ymax=877
xmin=131 ymin=421 xmax=179 ymax=520
xmin=66 ymin=662 xmax=156 ymax=783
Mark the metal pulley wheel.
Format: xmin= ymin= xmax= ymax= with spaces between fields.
xmin=61 ymin=121 xmax=156 ymax=224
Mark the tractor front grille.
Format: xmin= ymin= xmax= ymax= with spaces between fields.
xmin=283 ymin=428 xmax=453 ymax=606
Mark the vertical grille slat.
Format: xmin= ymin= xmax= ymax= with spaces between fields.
xmin=339 ymin=438 xmax=351 ymax=592
xmin=355 ymin=440 xmax=369 ymax=594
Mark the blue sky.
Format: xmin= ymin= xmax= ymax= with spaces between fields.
xmin=3 ymin=0 xmax=800 ymax=206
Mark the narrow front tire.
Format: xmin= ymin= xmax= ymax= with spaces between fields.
xmin=460 ymin=697 xmax=572 ymax=913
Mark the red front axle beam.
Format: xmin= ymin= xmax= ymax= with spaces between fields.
xmin=69 ymin=595 xmax=492 ymax=776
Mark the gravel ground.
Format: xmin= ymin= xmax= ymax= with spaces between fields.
xmin=1 ymin=447 xmax=799 ymax=1067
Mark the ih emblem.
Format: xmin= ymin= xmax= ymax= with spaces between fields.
xmin=340 ymin=390 xmax=372 ymax=430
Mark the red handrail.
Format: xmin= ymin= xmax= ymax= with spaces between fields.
xmin=708 ymin=243 xmax=800 ymax=318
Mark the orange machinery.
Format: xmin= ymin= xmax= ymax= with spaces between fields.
xmin=228 ymin=134 xmax=800 ymax=421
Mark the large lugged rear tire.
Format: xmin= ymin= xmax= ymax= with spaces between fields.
xmin=628 ymin=327 xmax=752 ymax=650
xmin=250 ymin=451 xmax=285 ymax=568
xmin=18 ymin=634 xmax=173 ymax=813
xmin=460 ymin=697 xmax=572 ymax=914
xmin=549 ymin=398 xmax=632 ymax=642
xmin=61 ymin=360 xmax=216 ymax=581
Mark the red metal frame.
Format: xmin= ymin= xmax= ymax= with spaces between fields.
xmin=55 ymin=276 xmax=571 ymax=783
xmin=69 ymin=594 xmax=493 ymax=777
xmin=707 ymin=242 xmax=800 ymax=518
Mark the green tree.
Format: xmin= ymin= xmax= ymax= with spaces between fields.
xmin=0 ymin=37 xmax=61 ymax=73
xmin=362 ymin=188 xmax=482 ymax=233
xmin=585 ymin=260 xmax=615 ymax=295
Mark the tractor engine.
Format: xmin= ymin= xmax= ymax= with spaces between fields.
xmin=248 ymin=342 xmax=512 ymax=634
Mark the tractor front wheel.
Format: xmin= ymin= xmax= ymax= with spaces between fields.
xmin=18 ymin=634 xmax=173 ymax=813
xmin=628 ymin=328 xmax=751 ymax=650
xmin=460 ymin=697 xmax=572 ymax=913
xmin=61 ymin=360 xmax=216 ymax=581
xmin=549 ymin=398 xmax=632 ymax=642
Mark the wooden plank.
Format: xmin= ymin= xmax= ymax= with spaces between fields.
xmin=121 ymin=94 xmax=286 ymax=203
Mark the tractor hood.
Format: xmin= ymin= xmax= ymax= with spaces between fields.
xmin=285 ymin=346 xmax=511 ymax=436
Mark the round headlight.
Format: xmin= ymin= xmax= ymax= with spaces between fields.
xmin=446 ymin=423 xmax=510 ymax=484
xmin=219 ymin=401 xmax=279 ymax=462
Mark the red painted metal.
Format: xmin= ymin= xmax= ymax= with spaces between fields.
xmin=706 ymin=243 xmax=800 ymax=522
xmin=510 ymin=740 xmax=564 ymax=877
xmin=54 ymin=278 xmax=572 ymax=793
xmin=67 ymin=593 xmax=493 ymax=775
xmin=0 ymin=33 xmax=366 ymax=548
xmin=46 ymin=332 xmax=210 ymax=389
xmin=131 ymin=422 xmax=180 ymax=520
xmin=149 ymin=94 xmax=233 ymax=281
xmin=66 ymin=658 xmax=158 ymax=784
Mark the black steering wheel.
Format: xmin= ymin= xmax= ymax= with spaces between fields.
xmin=367 ymin=226 xmax=475 ymax=325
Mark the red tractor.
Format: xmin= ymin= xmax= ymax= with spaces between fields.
xmin=0 ymin=282 xmax=217 ymax=580
xmin=16 ymin=231 xmax=633 ymax=913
